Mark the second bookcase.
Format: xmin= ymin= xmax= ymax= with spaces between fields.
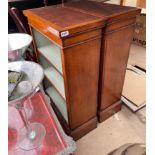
xmin=24 ymin=5 xmax=104 ymax=140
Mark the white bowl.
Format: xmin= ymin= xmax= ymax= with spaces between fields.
xmin=8 ymin=33 xmax=32 ymax=61
xmin=8 ymin=61 xmax=44 ymax=104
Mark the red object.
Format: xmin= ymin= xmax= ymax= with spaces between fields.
xmin=8 ymin=50 xmax=20 ymax=61
xmin=8 ymin=91 xmax=68 ymax=155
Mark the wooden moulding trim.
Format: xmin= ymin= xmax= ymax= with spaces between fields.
xmin=49 ymin=98 xmax=71 ymax=135
xmin=61 ymin=24 xmax=104 ymax=40
xmin=105 ymin=23 xmax=135 ymax=35
xmin=98 ymin=100 xmax=122 ymax=123
xmin=62 ymin=35 xmax=102 ymax=49
xmin=107 ymin=16 xmax=136 ymax=26
xmin=29 ymin=22 xmax=103 ymax=49
xmin=61 ymin=21 xmax=105 ymax=39
xmin=105 ymin=17 xmax=136 ymax=34
xmin=70 ymin=117 xmax=98 ymax=140
xmin=107 ymin=9 xmax=141 ymax=22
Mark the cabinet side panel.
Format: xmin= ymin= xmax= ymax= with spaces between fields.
xmin=99 ymin=24 xmax=135 ymax=110
xmin=63 ymin=38 xmax=101 ymax=129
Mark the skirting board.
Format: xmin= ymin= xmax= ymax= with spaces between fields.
xmin=98 ymin=100 xmax=122 ymax=123
xmin=71 ymin=117 xmax=98 ymax=140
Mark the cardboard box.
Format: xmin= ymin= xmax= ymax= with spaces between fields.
xmin=136 ymin=0 xmax=146 ymax=8
xmin=133 ymin=12 xmax=146 ymax=47
xmin=122 ymin=65 xmax=146 ymax=112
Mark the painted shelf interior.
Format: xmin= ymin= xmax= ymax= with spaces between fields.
xmin=32 ymin=27 xmax=68 ymax=124
xmin=46 ymin=86 xmax=68 ymax=123
xmin=44 ymin=66 xmax=65 ymax=100
xmin=32 ymin=28 xmax=62 ymax=74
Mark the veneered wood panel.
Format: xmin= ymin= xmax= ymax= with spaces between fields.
xmin=63 ymin=38 xmax=101 ymax=129
xmin=99 ymin=24 xmax=135 ymax=110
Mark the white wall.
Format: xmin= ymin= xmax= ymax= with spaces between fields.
xmin=104 ymin=0 xmax=137 ymax=6
xmin=125 ymin=0 xmax=137 ymax=7
xmin=91 ymin=0 xmax=120 ymax=4
xmin=105 ymin=0 xmax=121 ymax=5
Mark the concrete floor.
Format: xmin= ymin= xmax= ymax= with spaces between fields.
xmin=74 ymin=106 xmax=146 ymax=155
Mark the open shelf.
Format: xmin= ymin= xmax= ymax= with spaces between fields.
xmin=46 ymin=86 xmax=68 ymax=123
xmin=44 ymin=66 xmax=66 ymax=100
xmin=38 ymin=45 xmax=62 ymax=74
xmin=32 ymin=28 xmax=63 ymax=74
xmin=39 ymin=54 xmax=51 ymax=69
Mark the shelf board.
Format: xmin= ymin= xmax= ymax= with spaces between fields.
xmin=38 ymin=44 xmax=62 ymax=74
xmin=44 ymin=67 xmax=66 ymax=100
xmin=46 ymin=86 xmax=68 ymax=123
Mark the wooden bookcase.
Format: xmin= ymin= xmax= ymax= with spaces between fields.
xmin=65 ymin=0 xmax=141 ymax=122
xmin=24 ymin=1 xmax=140 ymax=139
xmin=24 ymin=6 xmax=104 ymax=140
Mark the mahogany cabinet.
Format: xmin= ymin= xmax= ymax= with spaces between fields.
xmin=23 ymin=5 xmax=104 ymax=140
xmin=65 ymin=0 xmax=141 ymax=122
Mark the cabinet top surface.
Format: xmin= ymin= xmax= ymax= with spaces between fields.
xmin=23 ymin=1 xmax=140 ymax=37
xmin=65 ymin=0 xmax=140 ymax=18
xmin=23 ymin=5 xmax=103 ymax=32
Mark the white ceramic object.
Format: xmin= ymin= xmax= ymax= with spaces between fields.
xmin=8 ymin=61 xmax=44 ymax=103
xmin=8 ymin=33 xmax=32 ymax=61
xmin=16 ymin=81 xmax=33 ymax=96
